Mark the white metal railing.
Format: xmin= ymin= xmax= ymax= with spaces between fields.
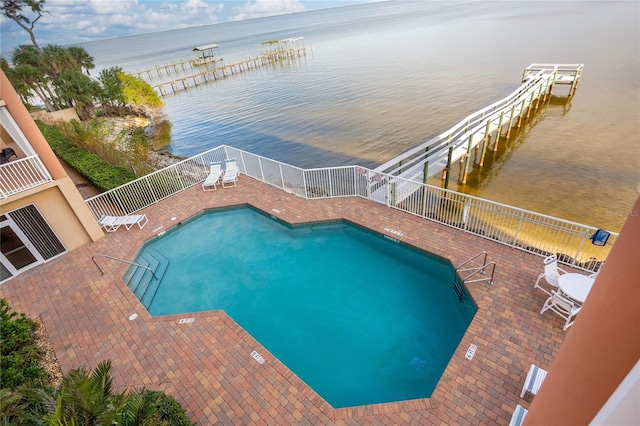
xmin=0 ymin=155 xmax=53 ymax=198
xmin=85 ymin=146 xmax=227 ymax=216
xmin=375 ymin=68 xmax=557 ymax=183
xmin=85 ymin=145 xmax=616 ymax=273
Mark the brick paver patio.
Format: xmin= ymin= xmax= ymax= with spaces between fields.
xmin=0 ymin=177 xmax=575 ymax=425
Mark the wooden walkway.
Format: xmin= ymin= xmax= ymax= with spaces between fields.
xmin=135 ymin=38 xmax=307 ymax=96
xmin=373 ymin=64 xmax=584 ymax=204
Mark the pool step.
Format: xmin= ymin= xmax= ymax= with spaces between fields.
xmin=139 ymin=249 xmax=169 ymax=308
xmin=123 ymin=256 xmax=152 ymax=293
xmin=124 ymin=249 xmax=170 ymax=308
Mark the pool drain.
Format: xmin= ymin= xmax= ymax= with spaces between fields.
xmin=410 ymin=356 xmax=425 ymax=371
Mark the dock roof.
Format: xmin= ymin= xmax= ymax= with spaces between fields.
xmin=193 ymin=43 xmax=219 ymax=51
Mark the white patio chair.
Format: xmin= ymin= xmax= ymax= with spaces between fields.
xmin=588 ymin=262 xmax=604 ymax=279
xmin=97 ymin=214 xmax=148 ymax=232
xmin=222 ymin=158 xmax=239 ymax=188
xmin=202 ymin=162 xmax=222 ymax=191
xmin=540 ymin=291 xmax=581 ymax=330
xmin=534 ymin=254 xmax=567 ymax=296
xmin=509 ymin=404 xmax=528 ymax=426
xmin=520 ymin=364 xmax=547 ymax=398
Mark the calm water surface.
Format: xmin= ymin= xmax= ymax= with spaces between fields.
xmin=81 ymin=1 xmax=640 ymax=231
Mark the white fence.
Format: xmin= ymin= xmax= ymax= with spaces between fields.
xmin=85 ymin=145 xmax=616 ymax=272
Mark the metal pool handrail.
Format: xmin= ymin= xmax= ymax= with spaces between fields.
xmin=92 ymin=254 xmax=158 ymax=280
xmin=456 ymin=251 xmax=496 ymax=285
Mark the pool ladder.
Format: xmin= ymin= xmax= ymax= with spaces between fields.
xmin=454 ymin=251 xmax=496 ymax=299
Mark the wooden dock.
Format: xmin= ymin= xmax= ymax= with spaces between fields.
xmin=372 ymin=63 xmax=584 ymax=204
xmin=135 ymin=38 xmax=307 ymax=96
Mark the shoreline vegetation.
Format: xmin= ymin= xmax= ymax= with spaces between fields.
xmin=34 ymin=111 xmax=185 ymax=192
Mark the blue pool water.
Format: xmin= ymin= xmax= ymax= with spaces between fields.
xmin=128 ymin=206 xmax=476 ymax=408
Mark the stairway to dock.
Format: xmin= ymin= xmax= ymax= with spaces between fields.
xmin=371 ymin=64 xmax=583 ymax=205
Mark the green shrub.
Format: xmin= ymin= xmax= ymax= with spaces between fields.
xmin=37 ymin=121 xmax=138 ymax=191
xmin=0 ymin=301 xmax=195 ymax=424
xmin=142 ymin=390 xmax=193 ymax=426
xmin=0 ymin=299 xmax=47 ymax=389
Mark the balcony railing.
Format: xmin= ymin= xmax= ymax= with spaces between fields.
xmin=0 ymin=155 xmax=53 ymax=199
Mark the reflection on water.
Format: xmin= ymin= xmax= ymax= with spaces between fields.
xmin=83 ymin=0 xmax=639 ymax=232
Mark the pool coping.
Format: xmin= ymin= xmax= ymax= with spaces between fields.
xmin=1 ymin=177 xmax=573 ymax=424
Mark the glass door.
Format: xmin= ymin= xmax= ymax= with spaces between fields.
xmin=0 ymin=216 xmax=43 ymax=281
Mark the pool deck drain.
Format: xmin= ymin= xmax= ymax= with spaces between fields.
xmin=1 ymin=177 xmax=576 ymax=424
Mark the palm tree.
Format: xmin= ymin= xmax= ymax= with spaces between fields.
xmin=11 ymin=44 xmax=59 ymax=110
xmin=41 ymin=44 xmax=73 ymax=80
xmin=54 ymin=70 xmax=100 ymax=119
xmin=67 ymin=46 xmax=95 ymax=76
xmin=37 ymin=361 xmax=134 ymax=425
xmin=10 ymin=64 xmax=56 ymax=110
xmin=0 ymin=388 xmax=32 ymax=425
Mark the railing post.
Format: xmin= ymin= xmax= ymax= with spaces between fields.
xmin=461 ymin=134 xmax=474 ymax=184
xmin=353 ymin=167 xmax=357 ymax=196
xmin=328 ymin=170 xmax=333 ymax=197
xmin=174 ymin=166 xmax=185 ymax=190
xmin=258 ymin=157 xmax=265 ymax=182
xmin=479 ymin=119 xmax=492 ymax=167
xmin=492 ymin=111 xmax=505 ymax=153
xmin=422 ymin=161 xmax=429 ymax=184
xmin=391 ymin=179 xmax=397 ymax=207
xmin=506 ymin=104 xmax=517 ymax=139
xmin=302 ymin=170 xmax=309 ymax=199
xmin=239 ymin=150 xmax=248 ymax=176
xmin=512 ymin=210 xmax=526 ymax=247
xmin=386 ymin=176 xmax=391 ymax=207
xmin=572 ymin=229 xmax=591 ymax=267
xmin=279 ymin=163 xmax=285 ymax=189
xmin=146 ymin=178 xmax=158 ymax=205
xmin=444 ymin=146 xmax=453 ymax=189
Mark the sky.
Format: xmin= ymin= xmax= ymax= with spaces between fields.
xmin=1 ymin=0 xmax=384 ymax=57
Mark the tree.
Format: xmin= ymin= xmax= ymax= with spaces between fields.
xmin=97 ymin=66 xmax=126 ymax=116
xmin=1 ymin=0 xmax=48 ymax=52
xmin=67 ymin=46 xmax=95 ymax=76
xmin=7 ymin=44 xmax=99 ymax=114
xmin=119 ymin=72 xmax=163 ymax=109
xmin=97 ymin=67 xmax=163 ymax=118
xmin=53 ymin=70 xmax=101 ymax=120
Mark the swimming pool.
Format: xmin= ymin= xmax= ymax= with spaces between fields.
xmin=126 ymin=206 xmax=476 ymax=408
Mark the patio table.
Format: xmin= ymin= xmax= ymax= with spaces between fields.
xmin=558 ymin=273 xmax=595 ymax=304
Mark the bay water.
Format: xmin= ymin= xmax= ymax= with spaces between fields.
xmin=80 ymin=0 xmax=640 ymax=231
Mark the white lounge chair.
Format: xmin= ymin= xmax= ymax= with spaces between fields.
xmin=222 ymin=158 xmax=239 ymax=188
xmin=97 ymin=214 xmax=148 ymax=232
xmin=534 ymin=254 xmax=567 ymax=296
xmin=540 ymin=291 xmax=581 ymax=330
xmin=202 ymin=162 xmax=222 ymax=191
xmin=509 ymin=404 xmax=528 ymax=426
xmin=520 ymin=364 xmax=547 ymax=398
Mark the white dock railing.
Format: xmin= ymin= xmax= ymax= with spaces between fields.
xmin=85 ymin=145 xmax=615 ymax=273
xmin=374 ymin=64 xmax=584 ymax=197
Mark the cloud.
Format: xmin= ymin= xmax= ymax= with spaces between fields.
xmin=1 ymin=0 xmax=226 ymax=51
xmin=231 ymin=0 xmax=306 ymax=21
xmin=0 ymin=0 xmax=378 ymax=58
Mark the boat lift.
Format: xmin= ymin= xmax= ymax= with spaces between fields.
xmin=192 ymin=43 xmax=223 ymax=66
